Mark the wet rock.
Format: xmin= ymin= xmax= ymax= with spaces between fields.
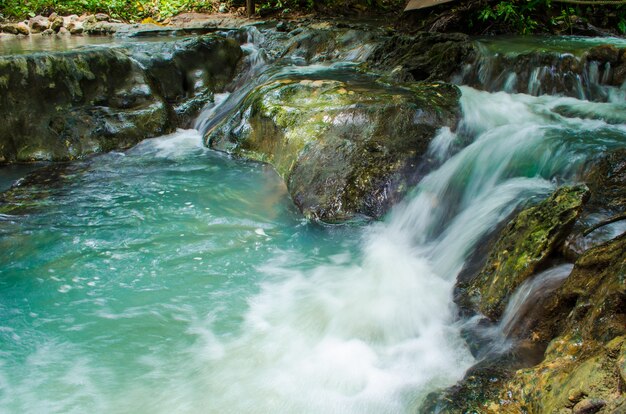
xmin=563 ymin=148 xmax=626 ymax=259
xmin=572 ymin=398 xmax=606 ymax=414
xmin=280 ymin=25 xmax=385 ymax=64
xmin=41 ymin=28 xmax=54 ymax=36
xmin=276 ymin=21 xmax=289 ymax=32
xmin=619 ymin=341 xmax=626 ymax=385
xmin=28 ymin=15 xmax=49 ymax=33
xmin=586 ymin=44 xmax=621 ymax=64
xmin=207 ymin=79 xmax=460 ymax=222
xmin=57 ymin=27 xmax=70 ymax=36
xmin=428 ymin=233 xmax=626 ymax=413
xmin=0 ymin=35 xmax=242 ymax=163
xmin=456 ymin=185 xmax=589 ymax=320
xmin=126 ymin=36 xmax=242 ymax=125
xmin=367 ymin=32 xmax=475 ymax=82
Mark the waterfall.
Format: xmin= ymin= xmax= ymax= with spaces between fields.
xmin=455 ymin=37 xmax=626 ymax=102
xmin=1 ymin=30 xmax=626 ymax=414
xmin=116 ymin=86 xmax=623 ymax=413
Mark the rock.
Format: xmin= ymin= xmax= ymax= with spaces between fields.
xmin=15 ymin=22 xmax=30 ymax=36
xmin=67 ymin=21 xmax=84 ymax=35
xmin=572 ymin=398 xmax=606 ymax=414
xmin=567 ymin=388 xmax=586 ymax=405
xmin=1 ymin=23 xmax=19 ymax=35
xmin=563 ymin=148 xmax=626 ymax=259
xmin=368 ymin=32 xmax=475 ymax=82
xmin=57 ymin=27 xmax=70 ymax=36
xmin=219 ymin=3 xmax=228 ymax=13
xmin=48 ymin=12 xmax=58 ymax=21
xmin=281 ymin=26 xmax=385 ymax=64
xmin=82 ymin=20 xmax=121 ymax=35
xmin=207 ymin=79 xmax=461 ymax=222
xmin=0 ymin=35 xmax=243 ymax=163
xmin=426 ymin=233 xmax=626 ymax=414
xmin=276 ymin=21 xmax=289 ymax=32
xmin=619 ymin=341 xmax=626 ymax=385
xmin=63 ymin=14 xmax=79 ymax=26
xmin=28 ymin=15 xmax=49 ymax=33
xmin=50 ymin=16 xmax=64 ymax=32
xmin=456 ymin=185 xmax=589 ymax=320
xmin=83 ymin=14 xmax=97 ymax=24
xmin=586 ymin=44 xmax=621 ymax=63
xmin=41 ymin=28 xmax=54 ymax=36
xmin=95 ymin=13 xmax=110 ymax=22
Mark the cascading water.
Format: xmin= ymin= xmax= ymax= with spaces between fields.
xmin=1 ymin=30 xmax=625 ymax=413
xmin=456 ymin=36 xmax=626 ymax=102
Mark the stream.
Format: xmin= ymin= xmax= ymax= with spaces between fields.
xmin=0 ymin=31 xmax=625 ymax=413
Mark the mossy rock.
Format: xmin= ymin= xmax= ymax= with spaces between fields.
xmin=456 ymin=185 xmax=590 ymax=321
xmin=424 ymin=233 xmax=626 ymax=414
xmin=207 ymin=77 xmax=461 ymax=222
xmin=0 ymin=35 xmax=242 ymax=164
xmin=367 ymin=32 xmax=475 ymax=82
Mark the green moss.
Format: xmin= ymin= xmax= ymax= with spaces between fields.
xmin=208 ymin=77 xmax=461 ymax=222
xmin=460 ymin=185 xmax=589 ymax=320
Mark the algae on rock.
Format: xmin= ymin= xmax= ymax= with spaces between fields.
xmin=0 ymin=35 xmax=242 ymax=163
xmin=456 ymin=185 xmax=589 ymax=321
xmin=207 ymin=77 xmax=461 ymax=222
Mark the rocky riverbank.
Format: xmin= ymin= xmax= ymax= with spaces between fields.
xmin=0 ymin=34 xmax=242 ymax=163
xmin=424 ymin=149 xmax=626 ymax=413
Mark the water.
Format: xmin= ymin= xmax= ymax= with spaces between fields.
xmin=2 ymin=34 xmax=626 ymax=413
xmin=499 ymin=264 xmax=574 ymax=337
xmin=457 ymin=36 xmax=626 ymax=102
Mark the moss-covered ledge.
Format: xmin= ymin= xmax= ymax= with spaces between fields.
xmin=207 ymin=77 xmax=461 ymax=223
xmin=0 ymin=34 xmax=242 ymax=164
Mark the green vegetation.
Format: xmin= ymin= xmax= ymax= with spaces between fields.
xmin=476 ymin=0 xmax=626 ymax=34
xmin=0 ymin=0 xmax=215 ymax=21
xmin=0 ymin=0 xmax=403 ymax=22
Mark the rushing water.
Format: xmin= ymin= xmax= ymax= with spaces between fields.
xmin=1 ymin=33 xmax=626 ymax=413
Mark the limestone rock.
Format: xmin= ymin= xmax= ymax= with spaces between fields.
xmin=67 ymin=20 xmax=84 ymax=35
xmin=456 ymin=185 xmax=589 ymax=320
xmin=0 ymin=35 xmax=242 ymax=163
xmin=586 ymin=44 xmax=621 ymax=64
xmin=28 ymin=15 xmax=49 ymax=33
xmin=207 ymin=78 xmax=461 ymax=222
xmin=50 ymin=16 xmax=64 ymax=32
xmin=16 ymin=22 xmax=30 ymax=36
xmin=0 ymin=23 xmax=18 ymax=35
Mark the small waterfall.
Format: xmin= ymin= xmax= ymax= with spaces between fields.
xmin=456 ymin=38 xmax=626 ymax=102
xmin=499 ymin=263 xmax=574 ymax=337
xmin=194 ymin=27 xmax=271 ymax=135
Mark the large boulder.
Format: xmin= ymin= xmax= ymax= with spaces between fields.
xmin=0 ymin=35 xmax=242 ymax=163
xmin=207 ymin=78 xmax=461 ymax=222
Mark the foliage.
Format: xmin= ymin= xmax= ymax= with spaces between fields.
xmin=0 ymin=0 xmax=404 ymax=21
xmin=477 ymin=0 xmax=626 ymax=34
xmin=0 ymin=0 xmax=217 ymax=21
